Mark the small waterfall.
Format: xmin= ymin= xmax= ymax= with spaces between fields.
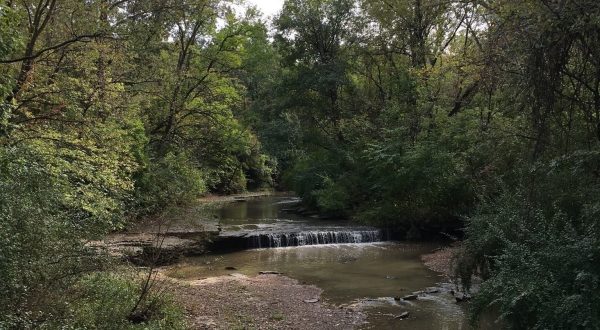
xmin=248 ymin=229 xmax=382 ymax=248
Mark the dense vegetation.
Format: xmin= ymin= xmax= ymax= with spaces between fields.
xmin=0 ymin=0 xmax=274 ymax=327
xmin=1 ymin=0 xmax=599 ymax=328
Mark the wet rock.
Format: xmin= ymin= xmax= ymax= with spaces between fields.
xmin=303 ymin=298 xmax=319 ymax=303
xmin=401 ymin=294 xmax=418 ymax=301
xmin=385 ymin=275 xmax=397 ymax=280
xmin=395 ymin=312 xmax=410 ymax=319
xmin=259 ymin=271 xmax=282 ymax=275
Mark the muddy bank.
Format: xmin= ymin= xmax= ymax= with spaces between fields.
xmin=166 ymin=273 xmax=365 ymax=329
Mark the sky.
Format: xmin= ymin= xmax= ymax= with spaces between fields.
xmin=246 ymin=0 xmax=285 ymax=18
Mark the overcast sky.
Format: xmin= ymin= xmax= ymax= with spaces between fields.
xmin=247 ymin=0 xmax=285 ymax=18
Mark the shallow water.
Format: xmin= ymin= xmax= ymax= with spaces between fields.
xmin=168 ymin=243 xmax=473 ymax=329
xmin=168 ymin=195 xmax=488 ymax=329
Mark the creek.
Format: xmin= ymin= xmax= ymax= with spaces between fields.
xmin=166 ymin=195 xmax=487 ymax=329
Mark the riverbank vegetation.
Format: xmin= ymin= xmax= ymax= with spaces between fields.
xmin=1 ymin=0 xmax=599 ymax=328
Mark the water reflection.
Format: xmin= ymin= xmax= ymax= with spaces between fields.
xmin=168 ymin=243 xmax=476 ymax=330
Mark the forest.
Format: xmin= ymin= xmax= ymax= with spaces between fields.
xmin=1 ymin=0 xmax=599 ymax=329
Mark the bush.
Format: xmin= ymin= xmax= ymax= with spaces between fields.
xmin=0 ymin=271 xmax=185 ymax=329
xmin=70 ymin=272 xmax=185 ymax=329
xmin=459 ymin=151 xmax=600 ymax=329
xmin=358 ymin=139 xmax=473 ymax=235
xmin=0 ymin=136 xmax=136 ymax=325
xmin=284 ymin=149 xmax=358 ymax=215
xmin=135 ymin=152 xmax=206 ymax=214
xmin=313 ymin=176 xmax=352 ymax=216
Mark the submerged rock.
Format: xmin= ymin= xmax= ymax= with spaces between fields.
xmin=340 ymin=256 xmax=358 ymax=264
xmin=394 ymin=311 xmax=410 ymax=319
xmin=259 ymin=271 xmax=282 ymax=275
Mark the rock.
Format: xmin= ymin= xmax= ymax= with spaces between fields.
xmin=385 ymin=275 xmax=397 ymax=280
xmin=394 ymin=312 xmax=410 ymax=319
xmin=401 ymin=294 xmax=418 ymax=301
xmin=303 ymin=298 xmax=319 ymax=303
xmin=425 ymin=287 xmax=440 ymax=294
xmin=454 ymin=293 xmax=471 ymax=303
xmin=259 ymin=271 xmax=282 ymax=275
xmin=228 ymin=273 xmax=246 ymax=278
xmin=225 ymin=266 xmax=237 ymax=270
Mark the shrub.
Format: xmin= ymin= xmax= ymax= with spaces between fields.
xmin=459 ymin=151 xmax=600 ymax=329
xmin=135 ymin=152 xmax=206 ymax=214
xmin=313 ymin=176 xmax=352 ymax=216
xmin=358 ymin=139 xmax=472 ymax=234
xmin=0 ymin=136 xmax=136 ymax=325
xmin=70 ymin=272 xmax=185 ymax=329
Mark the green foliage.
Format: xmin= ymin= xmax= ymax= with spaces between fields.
xmin=135 ymin=152 xmax=206 ymax=215
xmin=0 ymin=138 xmax=132 ymax=326
xmin=313 ymin=176 xmax=353 ymax=215
xmin=70 ymin=273 xmax=185 ymax=329
xmin=359 ymin=137 xmax=472 ymax=231
xmin=0 ymin=1 xmax=276 ymax=327
xmin=0 ymin=271 xmax=185 ymax=329
xmin=0 ymin=2 xmax=21 ymax=56
xmin=0 ymin=1 xmax=21 ymax=99
xmin=459 ymin=152 xmax=600 ymax=329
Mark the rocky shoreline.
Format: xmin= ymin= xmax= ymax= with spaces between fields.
xmin=95 ymin=192 xmax=279 ymax=265
xmin=163 ymin=272 xmax=366 ymax=329
xmin=420 ymin=244 xmax=459 ymax=277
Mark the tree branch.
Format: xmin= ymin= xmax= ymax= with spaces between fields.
xmin=0 ymin=33 xmax=104 ymax=64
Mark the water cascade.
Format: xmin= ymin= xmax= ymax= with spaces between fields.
xmin=247 ymin=229 xmax=382 ymax=248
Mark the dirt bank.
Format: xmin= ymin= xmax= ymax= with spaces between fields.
xmin=166 ymin=273 xmax=365 ymax=329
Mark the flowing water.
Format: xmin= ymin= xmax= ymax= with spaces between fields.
xmin=168 ymin=195 xmax=490 ymax=329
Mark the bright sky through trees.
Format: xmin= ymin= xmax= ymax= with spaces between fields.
xmin=248 ymin=0 xmax=284 ymax=17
